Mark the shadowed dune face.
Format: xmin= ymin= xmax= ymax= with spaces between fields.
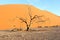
xmin=0 ymin=4 xmax=60 ymax=30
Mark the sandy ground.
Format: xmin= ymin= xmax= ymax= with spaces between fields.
xmin=0 ymin=28 xmax=60 ymax=40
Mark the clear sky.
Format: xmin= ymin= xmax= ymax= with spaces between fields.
xmin=0 ymin=0 xmax=60 ymax=16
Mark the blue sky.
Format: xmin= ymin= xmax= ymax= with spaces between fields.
xmin=0 ymin=0 xmax=60 ymax=16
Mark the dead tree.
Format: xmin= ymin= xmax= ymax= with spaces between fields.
xmin=16 ymin=6 xmax=46 ymax=31
xmin=16 ymin=14 xmax=46 ymax=31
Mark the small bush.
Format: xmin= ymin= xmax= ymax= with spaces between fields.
xmin=38 ymin=26 xmax=42 ymax=28
xmin=19 ymin=28 xmax=22 ymax=31
xmin=44 ymin=26 xmax=48 ymax=28
xmin=10 ymin=28 xmax=20 ymax=32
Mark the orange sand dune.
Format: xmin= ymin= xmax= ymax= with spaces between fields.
xmin=0 ymin=4 xmax=60 ymax=30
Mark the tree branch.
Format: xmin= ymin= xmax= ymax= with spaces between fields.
xmin=16 ymin=16 xmax=28 ymax=25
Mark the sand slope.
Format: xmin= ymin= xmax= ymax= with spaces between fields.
xmin=0 ymin=4 xmax=60 ymax=30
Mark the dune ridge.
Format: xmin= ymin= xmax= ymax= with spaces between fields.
xmin=0 ymin=4 xmax=60 ymax=30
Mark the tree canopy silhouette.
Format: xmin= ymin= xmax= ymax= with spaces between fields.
xmin=16 ymin=6 xmax=46 ymax=31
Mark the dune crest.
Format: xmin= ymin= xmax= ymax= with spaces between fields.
xmin=0 ymin=4 xmax=60 ymax=30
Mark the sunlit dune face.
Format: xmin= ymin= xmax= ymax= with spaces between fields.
xmin=0 ymin=4 xmax=60 ymax=30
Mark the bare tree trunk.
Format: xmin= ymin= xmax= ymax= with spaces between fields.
xmin=26 ymin=21 xmax=31 ymax=31
xmin=26 ymin=26 xmax=29 ymax=31
xmin=26 ymin=25 xmax=29 ymax=31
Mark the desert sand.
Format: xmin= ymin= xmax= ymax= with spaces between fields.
xmin=0 ymin=4 xmax=60 ymax=30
